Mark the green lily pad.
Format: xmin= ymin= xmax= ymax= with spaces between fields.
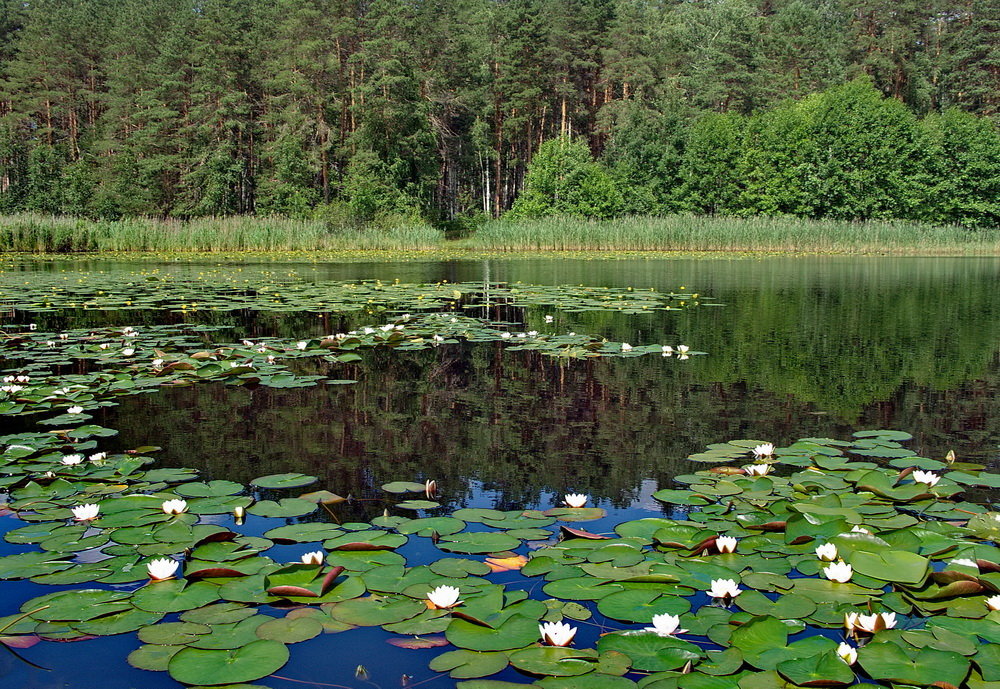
xmin=508 ymin=647 xmax=598 ymax=677
xmin=597 ymin=632 xmax=703 ymax=672
xmin=168 ymin=639 xmax=290 ymax=685
xmin=429 ymin=649 xmax=510 ymax=679
xmin=249 ymin=473 xmax=317 ymax=489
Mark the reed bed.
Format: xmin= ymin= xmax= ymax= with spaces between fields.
xmin=463 ymin=216 xmax=1000 ymax=255
xmin=2 ymin=213 xmax=998 ymax=255
xmin=0 ymin=214 xmax=445 ymax=252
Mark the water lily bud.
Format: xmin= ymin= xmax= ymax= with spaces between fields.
xmin=424 ymin=479 xmax=438 ymax=499
xmin=837 ymin=643 xmax=857 ymax=665
xmin=71 ymin=503 xmax=100 ymax=521
xmin=643 ymin=613 xmax=687 ymax=636
xmin=161 ymin=499 xmax=188 ymax=515
xmin=147 ymin=558 xmax=179 ymax=580
xmin=539 ymin=621 xmax=577 ymax=646
xmin=563 ymin=493 xmax=587 ymax=508
xmin=815 ymin=543 xmax=838 ymax=561
xmin=946 ymin=450 xmax=956 ymax=464
xmin=426 ymin=585 xmax=462 ymax=609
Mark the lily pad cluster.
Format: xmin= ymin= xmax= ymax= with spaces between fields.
xmin=2 ymin=424 xmax=1000 ymax=688
xmin=0 ymin=271 xmax=709 ymax=315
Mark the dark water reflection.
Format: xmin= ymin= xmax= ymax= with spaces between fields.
xmin=79 ymin=256 xmax=1000 ymax=508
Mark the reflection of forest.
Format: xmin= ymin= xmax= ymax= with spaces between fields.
xmin=104 ymin=339 xmax=1000 ymax=514
xmin=18 ymin=256 xmax=1000 ymax=508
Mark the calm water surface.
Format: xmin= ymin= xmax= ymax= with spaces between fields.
xmin=2 ymin=255 xmax=1000 ymax=687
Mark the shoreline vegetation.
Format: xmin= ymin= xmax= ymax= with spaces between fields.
xmin=1 ymin=213 xmax=1000 ymax=257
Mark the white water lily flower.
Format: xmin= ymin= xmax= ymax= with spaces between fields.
xmin=544 ymin=315 xmax=554 ymax=323
xmin=850 ymin=525 xmax=872 ymax=535
xmin=539 ymin=621 xmax=577 ymax=646
xmin=744 ymin=464 xmax=771 ymax=476
xmin=61 ymin=454 xmax=83 ymax=466
xmin=380 ymin=324 xmax=395 ymax=332
xmin=716 ymin=536 xmax=738 ymax=554
xmin=266 ymin=355 xmax=276 ymax=363
xmin=662 ymin=345 xmax=674 ymax=354
xmin=99 ymin=343 xmax=109 ymax=349
xmin=147 ymin=558 xmax=179 ymax=580
xmin=621 ymin=343 xmax=632 ymax=352
xmin=708 ymin=579 xmax=741 ymax=599
xmin=752 ymin=443 xmax=775 ymax=458
xmin=824 ymin=562 xmax=853 ymax=583
xmin=677 ymin=345 xmax=689 ymax=353
xmin=815 ymin=543 xmax=838 ymax=561
xmin=67 ymin=406 xmax=84 ymax=414
xmin=89 ymin=452 xmax=107 ymax=463
xmin=500 ymin=332 xmax=512 ymax=339
xmin=71 ymin=503 xmax=100 ymax=521
xmin=563 ymin=493 xmax=588 ymax=508
xmin=643 ymin=613 xmax=687 ymax=636
xmin=121 ymin=348 xmax=135 ymax=356
xmin=426 ymin=585 xmax=462 ymax=609
xmin=986 ymin=595 xmax=1000 ymax=611
xmin=59 ymin=333 xmax=68 ymax=340
xmin=46 ymin=340 xmax=55 ymax=347
xmin=296 ymin=341 xmax=308 ymax=350
xmin=912 ymin=470 xmax=940 ymax=487
xmin=950 ymin=558 xmax=978 ymax=569
xmin=845 ymin=611 xmax=895 ymax=635
xmin=152 ymin=359 xmax=164 ymax=369
xmin=300 ymin=551 xmax=324 ymax=565
xmin=837 ymin=643 xmax=858 ymax=665
xmin=424 ymin=479 xmax=438 ymax=499
xmin=161 ymin=499 xmax=188 ymax=515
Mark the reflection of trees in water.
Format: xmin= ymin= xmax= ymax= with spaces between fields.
xmin=105 ymin=338 xmax=1000 ymax=514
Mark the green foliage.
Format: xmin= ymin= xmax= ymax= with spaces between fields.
xmin=508 ymin=137 xmax=623 ymax=220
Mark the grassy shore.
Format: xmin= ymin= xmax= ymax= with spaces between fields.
xmin=1 ymin=213 xmax=998 ymax=255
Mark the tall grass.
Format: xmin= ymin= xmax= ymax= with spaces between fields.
xmin=2 ymin=213 xmax=999 ymax=254
xmin=0 ymin=214 xmax=445 ymax=252
xmin=463 ymin=216 xmax=1000 ymax=255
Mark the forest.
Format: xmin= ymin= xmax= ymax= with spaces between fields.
xmin=0 ymin=0 xmax=997 ymax=227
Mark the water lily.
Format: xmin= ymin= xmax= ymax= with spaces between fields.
xmin=296 ymin=341 xmax=308 ymax=350
xmin=643 ymin=613 xmax=687 ymax=636
xmin=986 ymin=595 xmax=1000 ymax=611
xmin=708 ymin=579 xmax=741 ymax=599
xmin=121 ymin=348 xmax=135 ymax=356
xmin=61 ymin=454 xmax=83 ymax=466
xmin=539 ymin=621 xmax=577 ymax=646
xmin=677 ymin=345 xmax=690 ymax=354
xmin=621 ymin=343 xmax=632 ymax=352
xmin=426 ymin=585 xmax=462 ymax=609
xmin=744 ymin=464 xmax=771 ymax=476
xmin=147 ymin=558 xmax=179 ymax=580
xmin=89 ymin=452 xmax=107 ymax=462
xmin=544 ymin=315 xmax=554 ymax=323
xmin=71 ymin=503 xmax=100 ymax=521
xmin=424 ymin=479 xmax=438 ymax=499
xmin=563 ymin=493 xmax=587 ymax=508
xmin=526 ymin=330 xmax=538 ymax=337
xmin=716 ymin=536 xmax=738 ymax=553
xmin=752 ymin=443 xmax=775 ymax=458
xmin=850 ymin=525 xmax=871 ymax=535
xmin=845 ymin=611 xmax=895 ymax=635
xmin=161 ymin=498 xmax=188 ymax=515
xmin=233 ymin=505 xmax=245 ymax=524
xmin=300 ymin=551 xmax=324 ymax=565
xmin=67 ymin=406 xmax=84 ymax=415
xmin=824 ymin=562 xmax=853 ymax=583
xmin=661 ymin=345 xmax=674 ymax=355
xmin=500 ymin=332 xmax=512 ymax=339
xmin=837 ymin=643 xmax=858 ymax=665
xmin=815 ymin=543 xmax=838 ymax=561
xmin=912 ymin=470 xmax=940 ymax=487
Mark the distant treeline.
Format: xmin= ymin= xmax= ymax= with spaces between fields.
xmin=0 ymin=0 xmax=997 ymax=226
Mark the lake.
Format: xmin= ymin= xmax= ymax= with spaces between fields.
xmin=1 ymin=254 xmax=999 ymax=688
